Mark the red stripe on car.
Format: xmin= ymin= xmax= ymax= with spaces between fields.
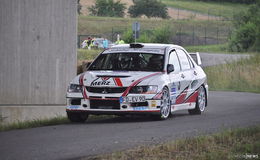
xmin=79 ymin=74 xmax=84 ymax=86
xmin=176 ymin=87 xmax=188 ymax=104
xmin=114 ymin=78 xmax=123 ymax=87
xmin=122 ymin=72 xmax=162 ymax=96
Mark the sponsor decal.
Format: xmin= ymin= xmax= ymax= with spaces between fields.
xmin=151 ymin=100 xmax=157 ymax=107
xmin=90 ymin=77 xmax=123 ymax=86
xmin=170 ymin=83 xmax=177 ymax=104
xmin=91 ymin=77 xmax=111 ymax=86
xmin=68 ymin=105 xmax=80 ymax=109
xmin=133 ymin=107 xmax=148 ymax=111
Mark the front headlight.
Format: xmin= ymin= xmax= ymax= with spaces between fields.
xmin=67 ymin=84 xmax=82 ymax=93
xmin=129 ymin=85 xmax=158 ymax=94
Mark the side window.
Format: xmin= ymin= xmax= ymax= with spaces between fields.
xmin=176 ymin=49 xmax=191 ymax=70
xmin=168 ymin=51 xmax=181 ymax=73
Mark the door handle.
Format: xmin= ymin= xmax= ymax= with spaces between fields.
xmin=181 ymin=74 xmax=185 ymax=79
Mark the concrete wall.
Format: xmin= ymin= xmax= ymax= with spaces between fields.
xmin=0 ymin=0 xmax=77 ymax=123
xmin=0 ymin=0 xmax=77 ymax=105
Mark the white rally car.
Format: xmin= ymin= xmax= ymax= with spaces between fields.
xmin=66 ymin=43 xmax=208 ymax=122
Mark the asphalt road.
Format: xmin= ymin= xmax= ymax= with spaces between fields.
xmin=198 ymin=52 xmax=250 ymax=67
xmin=0 ymin=53 xmax=258 ymax=160
xmin=0 ymin=91 xmax=259 ymax=160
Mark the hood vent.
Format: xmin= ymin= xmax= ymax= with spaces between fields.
xmin=96 ymin=75 xmax=130 ymax=78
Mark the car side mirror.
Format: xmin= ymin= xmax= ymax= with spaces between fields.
xmin=167 ymin=64 xmax=174 ymax=74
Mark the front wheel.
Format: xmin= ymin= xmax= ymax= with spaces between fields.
xmin=67 ymin=112 xmax=88 ymax=123
xmin=188 ymin=86 xmax=206 ymax=115
xmin=158 ymin=87 xmax=171 ymax=120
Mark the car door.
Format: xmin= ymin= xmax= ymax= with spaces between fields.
xmin=167 ymin=50 xmax=182 ymax=105
xmin=175 ymin=49 xmax=193 ymax=104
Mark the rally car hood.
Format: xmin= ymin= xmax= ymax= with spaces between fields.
xmin=71 ymin=71 xmax=162 ymax=87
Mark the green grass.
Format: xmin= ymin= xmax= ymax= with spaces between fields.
xmin=86 ymin=125 xmax=260 ymax=160
xmin=78 ymin=15 xmax=232 ymax=36
xmin=205 ymin=54 xmax=260 ymax=93
xmin=162 ymin=0 xmax=249 ymax=19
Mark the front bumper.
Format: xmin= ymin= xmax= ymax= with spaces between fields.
xmin=66 ymin=97 xmax=161 ymax=115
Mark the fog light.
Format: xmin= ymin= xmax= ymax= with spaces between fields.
xmin=122 ymin=105 xmax=127 ymax=109
xmin=83 ymin=104 xmax=88 ymax=108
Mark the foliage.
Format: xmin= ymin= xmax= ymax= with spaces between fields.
xmin=121 ymin=25 xmax=173 ymax=44
xmin=88 ymin=0 xmax=126 ymax=17
xmin=151 ymin=25 xmax=172 ymax=43
xmin=229 ymin=2 xmax=260 ymax=52
xmin=122 ymin=29 xmax=135 ymax=43
xmin=128 ymin=0 xmax=169 ymax=19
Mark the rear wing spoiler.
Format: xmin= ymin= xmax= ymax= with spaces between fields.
xmin=189 ymin=52 xmax=202 ymax=66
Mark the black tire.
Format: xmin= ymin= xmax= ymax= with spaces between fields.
xmin=188 ymin=86 xmax=206 ymax=115
xmin=153 ymin=87 xmax=171 ymax=120
xmin=67 ymin=112 xmax=88 ymax=123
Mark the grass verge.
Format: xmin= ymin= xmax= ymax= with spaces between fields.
xmin=205 ymin=54 xmax=260 ymax=93
xmin=0 ymin=116 xmax=69 ymax=131
xmin=0 ymin=115 xmax=116 ymax=132
xmin=162 ymin=0 xmax=248 ymax=19
xmin=85 ymin=125 xmax=260 ymax=160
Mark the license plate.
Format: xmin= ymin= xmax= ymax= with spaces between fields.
xmin=121 ymin=96 xmax=146 ymax=103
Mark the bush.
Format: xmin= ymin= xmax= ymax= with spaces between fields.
xmin=122 ymin=26 xmax=173 ymax=44
xmin=151 ymin=25 xmax=173 ymax=44
xmin=128 ymin=0 xmax=169 ymax=19
xmin=229 ymin=1 xmax=260 ymax=52
xmin=122 ymin=29 xmax=135 ymax=43
xmin=88 ymin=0 xmax=126 ymax=17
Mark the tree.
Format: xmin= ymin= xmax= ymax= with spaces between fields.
xmin=128 ymin=0 xmax=169 ymax=19
xmin=229 ymin=1 xmax=260 ymax=52
xmin=88 ymin=0 xmax=126 ymax=17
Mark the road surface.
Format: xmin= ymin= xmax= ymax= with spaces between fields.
xmin=0 ymin=91 xmax=259 ymax=160
xmin=0 ymin=53 xmax=258 ymax=160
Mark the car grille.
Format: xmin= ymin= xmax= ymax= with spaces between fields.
xmin=90 ymin=99 xmax=120 ymax=110
xmin=70 ymin=99 xmax=81 ymax=105
xmin=86 ymin=87 xmax=127 ymax=94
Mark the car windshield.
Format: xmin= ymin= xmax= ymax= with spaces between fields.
xmin=88 ymin=52 xmax=164 ymax=72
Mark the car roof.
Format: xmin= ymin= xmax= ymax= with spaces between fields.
xmin=104 ymin=43 xmax=185 ymax=54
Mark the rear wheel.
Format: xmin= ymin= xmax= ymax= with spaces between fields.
xmin=67 ymin=112 xmax=88 ymax=123
xmin=188 ymin=86 xmax=206 ymax=115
